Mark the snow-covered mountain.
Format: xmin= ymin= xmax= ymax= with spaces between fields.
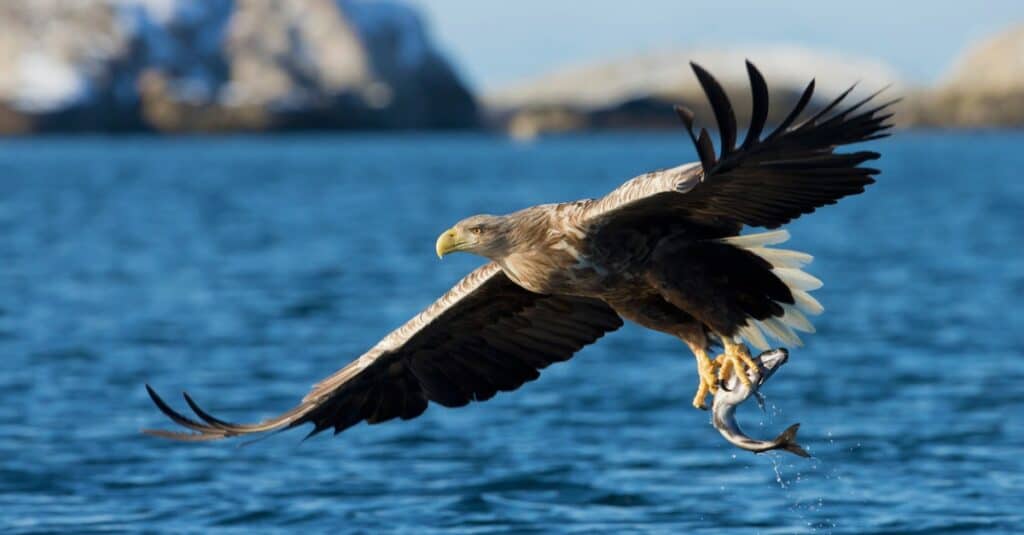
xmin=0 ymin=0 xmax=478 ymax=132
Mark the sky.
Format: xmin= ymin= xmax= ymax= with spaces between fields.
xmin=406 ymin=0 xmax=1024 ymax=92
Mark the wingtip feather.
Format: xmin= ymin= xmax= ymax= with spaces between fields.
xmin=183 ymin=391 xmax=238 ymax=429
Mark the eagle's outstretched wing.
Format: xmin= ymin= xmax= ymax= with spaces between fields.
xmin=584 ymin=61 xmax=896 ymax=236
xmin=145 ymin=263 xmax=622 ymax=441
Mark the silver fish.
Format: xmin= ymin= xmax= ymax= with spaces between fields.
xmin=711 ymin=348 xmax=810 ymax=457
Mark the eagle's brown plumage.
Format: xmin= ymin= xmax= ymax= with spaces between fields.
xmin=146 ymin=62 xmax=893 ymax=440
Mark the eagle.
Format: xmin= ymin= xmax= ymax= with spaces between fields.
xmin=145 ymin=62 xmax=893 ymax=441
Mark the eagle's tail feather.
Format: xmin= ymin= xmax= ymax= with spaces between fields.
xmin=720 ymin=230 xmax=823 ymax=350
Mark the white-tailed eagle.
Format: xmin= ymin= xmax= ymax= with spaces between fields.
xmin=145 ymin=62 xmax=893 ymax=441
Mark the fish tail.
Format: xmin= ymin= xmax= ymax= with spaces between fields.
xmin=773 ymin=423 xmax=811 ymax=458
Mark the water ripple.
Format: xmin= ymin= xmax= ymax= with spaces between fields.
xmin=0 ymin=133 xmax=1022 ymax=533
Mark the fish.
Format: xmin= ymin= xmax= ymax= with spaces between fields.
xmin=711 ymin=348 xmax=810 ymax=457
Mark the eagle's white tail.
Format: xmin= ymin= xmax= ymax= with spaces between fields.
xmin=718 ymin=230 xmax=823 ymax=351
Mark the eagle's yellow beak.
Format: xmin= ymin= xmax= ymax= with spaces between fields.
xmin=435 ymin=227 xmax=461 ymax=258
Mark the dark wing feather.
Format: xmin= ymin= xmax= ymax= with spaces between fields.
xmin=691 ymin=62 xmax=738 ymax=157
xmin=765 ymin=78 xmax=816 ymax=142
xmin=584 ymin=61 xmax=894 ymax=234
xmin=143 ymin=263 xmax=622 ymax=441
xmin=741 ymin=60 xmax=770 ymax=150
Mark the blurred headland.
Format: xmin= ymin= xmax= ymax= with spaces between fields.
xmin=488 ymin=25 xmax=1024 ymax=137
xmin=901 ymin=24 xmax=1024 ymax=128
xmin=0 ymin=1 xmax=1022 ymax=135
xmin=485 ymin=47 xmax=904 ymax=139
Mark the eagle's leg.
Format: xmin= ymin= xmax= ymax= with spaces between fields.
xmin=675 ymin=323 xmax=718 ymax=410
xmin=716 ymin=338 xmax=758 ymax=387
xmin=691 ymin=347 xmax=720 ymax=409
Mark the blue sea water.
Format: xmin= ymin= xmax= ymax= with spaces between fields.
xmin=0 ymin=132 xmax=1022 ymax=534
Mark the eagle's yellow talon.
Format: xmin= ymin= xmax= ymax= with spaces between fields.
xmin=716 ymin=343 xmax=757 ymax=387
xmin=717 ymin=356 xmax=734 ymax=385
xmin=692 ymin=383 xmax=709 ymax=409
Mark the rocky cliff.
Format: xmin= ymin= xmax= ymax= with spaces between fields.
xmin=0 ymin=0 xmax=478 ymax=133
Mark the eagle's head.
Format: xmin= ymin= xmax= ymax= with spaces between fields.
xmin=435 ymin=214 xmax=512 ymax=260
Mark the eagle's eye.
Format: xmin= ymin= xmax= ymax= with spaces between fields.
xmin=469 ymin=226 xmax=483 ymax=235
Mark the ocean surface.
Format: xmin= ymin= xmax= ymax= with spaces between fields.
xmin=0 ymin=132 xmax=1021 ymax=534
